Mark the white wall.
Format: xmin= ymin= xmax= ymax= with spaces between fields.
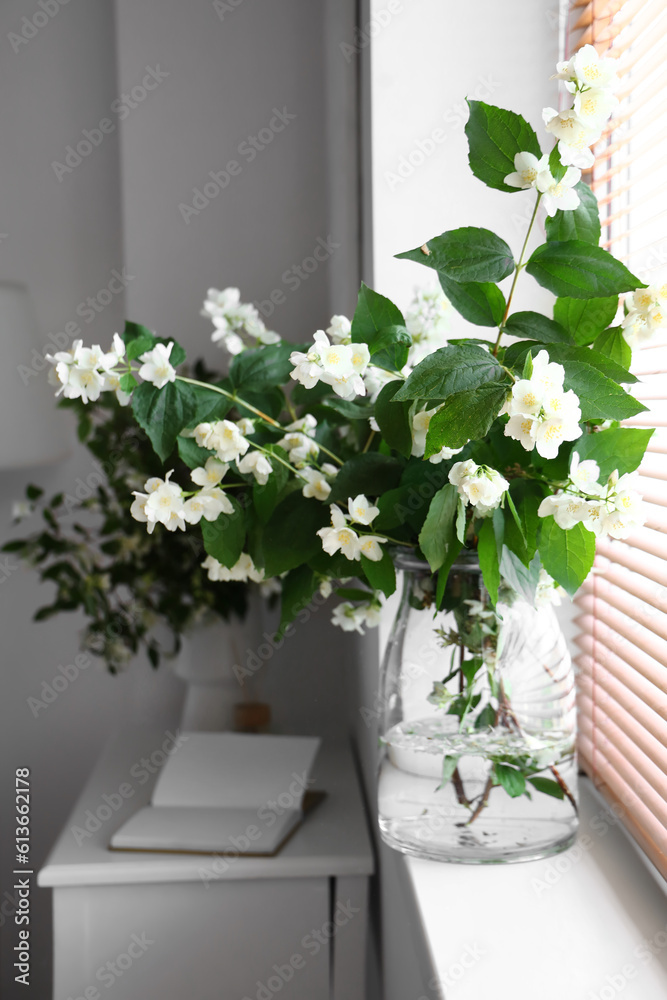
xmin=0 ymin=2 xmax=364 ymax=996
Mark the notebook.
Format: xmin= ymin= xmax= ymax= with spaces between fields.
xmin=110 ymin=732 xmax=321 ymax=855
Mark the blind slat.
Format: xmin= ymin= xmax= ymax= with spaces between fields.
xmin=576 ymin=636 xmax=667 ymax=717
xmin=578 ymin=686 xmax=667 ymax=783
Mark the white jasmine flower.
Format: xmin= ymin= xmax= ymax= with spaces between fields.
xmin=202 ymin=552 xmax=264 ymax=583
xmin=358 ymin=535 xmax=385 ymax=562
xmin=538 ymin=492 xmax=590 ymax=530
xmin=331 ymin=599 xmax=381 ymax=634
xmin=191 ymin=458 xmax=229 ymax=488
xmin=183 ymin=488 xmax=234 ymax=524
xmin=504 ymin=151 xmax=548 ymax=190
xmin=429 ymin=444 xmax=464 ymax=465
xmin=532 ymin=350 xmax=567 ymax=395
xmin=203 ymin=287 xmax=276 ymax=352
xmin=449 ymin=461 xmax=508 ymax=515
xmin=317 ymin=504 xmax=360 ymax=560
xmin=138 ymin=342 xmax=177 ymax=389
xmin=194 ymin=420 xmax=250 ymax=462
xmin=237 ymin=450 xmax=273 ymax=485
xmin=301 ymin=467 xmax=332 ymax=501
xmin=277 ymin=431 xmax=319 ymax=466
xmin=318 ymin=579 xmax=333 ymax=598
xmin=259 ymin=576 xmax=282 ymax=598
xmin=12 ymin=500 xmax=34 ymax=520
xmin=236 ymin=418 xmax=255 ymax=436
xmin=532 ymin=413 xmax=582 ymax=460
xmin=622 ymin=285 xmax=667 ymax=347
xmin=285 ymin=414 xmax=317 ymax=436
xmin=554 ymin=45 xmax=619 ymax=94
xmin=411 ymin=408 xmax=436 ymax=457
xmin=573 ymin=87 xmax=618 ymax=130
xmin=103 ymin=372 xmax=132 ymax=406
xmin=503 ymin=351 xmax=581 ymax=459
xmin=369 ymin=416 xmax=380 ymax=433
xmin=363 ymin=365 xmax=397 ymax=400
xmin=321 ymin=463 xmax=338 ymax=477
xmin=289 ymin=331 xmax=370 ymax=400
xmin=326 ymin=315 xmax=352 ymax=344
xmin=64 ymin=366 xmax=107 ymax=403
xmin=569 ymin=452 xmax=601 ymax=493
xmin=542 ymin=108 xmax=599 ymax=169
xmin=347 ymin=494 xmax=379 ymax=525
xmin=535 ymin=164 xmax=582 ymax=217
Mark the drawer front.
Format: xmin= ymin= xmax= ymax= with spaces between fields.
xmin=54 ymin=878 xmax=330 ymax=1000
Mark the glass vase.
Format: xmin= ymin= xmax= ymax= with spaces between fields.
xmin=377 ymin=551 xmax=578 ymax=863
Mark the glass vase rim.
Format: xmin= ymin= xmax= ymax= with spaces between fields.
xmin=390 ymin=546 xmax=480 ymax=574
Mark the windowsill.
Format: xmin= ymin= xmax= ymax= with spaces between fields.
xmin=403 ymin=778 xmax=667 ymax=1000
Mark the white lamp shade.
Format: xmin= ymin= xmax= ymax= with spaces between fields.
xmin=0 ymin=283 xmax=71 ymax=468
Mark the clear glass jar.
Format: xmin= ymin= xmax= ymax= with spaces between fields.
xmin=377 ymin=551 xmax=578 ymax=863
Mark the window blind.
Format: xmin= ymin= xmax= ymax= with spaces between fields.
xmin=568 ymin=0 xmax=667 ymax=878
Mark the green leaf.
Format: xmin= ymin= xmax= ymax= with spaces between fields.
xmin=465 ymin=100 xmax=543 ymax=193
xmin=374 ymin=381 xmax=413 ymax=457
xmin=253 ymin=445 xmax=290 ymax=525
xmin=397 ymin=227 xmax=515 ymax=283
xmin=277 ymin=565 xmax=317 ymax=639
xmin=26 ymin=484 xmax=43 ymax=501
xmin=572 ymin=427 xmax=654 ymax=479
xmin=394 ymin=344 xmax=506 ymax=402
xmin=177 ymin=435 xmax=212 ymax=469
xmin=478 ymin=518 xmax=500 ymax=604
xmin=500 ymin=548 xmax=541 ymax=604
xmin=351 ymin=284 xmax=411 ymax=370
xmin=553 ymin=296 xmax=619 ymax=345
xmin=418 ymin=483 xmax=458 ymax=572
xmin=560 ymin=361 xmax=645 ymax=420
xmin=456 ymin=496 xmax=467 ymax=544
xmin=495 ymin=762 xmax=526 ymax=798
xmin=528 ymin=776 xmax=565 ymax=799
xmin=503 ymin=311 xmax=574 ymax=345
xmin=436 ymin=756 xmax=461 ymax=791
xmin=200 ymin=497 xmax=246 ymax=569
xmin=548 ymin=144 xmax=567 ymax=183
xmin=328 ymin=454 xmax=404 ymax=504
xmin=229 ymin=342 xmax=293 ymax=392
xmin=360 ymin=549 xmax=396 ymax=598
xmin=183 ymin=382 xmax=234 ymax=428
xmin=526 ymin=240 xmax=643 ymax=299
xmin=475 ymin=703 xmax=496 ymax=730
xmin=438 ymin=273 xmax=506 ymax=327
xmin=262 ymin=493 xmax=330 ymax=578
xmin=503 ymin=479 xmax=544 ymax=565
xmin=126 ymin=334 xmax=156 ymax=362
xmin=132 ymin=380 xmax=197 ymax=463
xmin=425 ymin=382 xmax=510 ymax=454
xmin=119 ymin=373 xmax=138 ymax=392
xmin=545 ymin=182 xmax=601 ymax=246
xmin=122 ymin=320 xmax=155 ymax=345
xmin=538 ymin=516 xmax=595 ymax=596
xmin=593 ymin=326 xmax=631 ymax=370
xmin=503 ymin=340 xmax=638 ymax=388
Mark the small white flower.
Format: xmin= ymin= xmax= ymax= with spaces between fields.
xmin=138 ymin=342 xmax=177 ymax=389
xmin=503 ymin=351 xmax=581 ymax=459
xmin=12 ymin=500 xmax=33 ymax=520
xmin=554 ymin=45 xmax=619 ymax=94
xmin=237 ymin=450 xmax=273 ymax=485
xmin=326 ymin=315 xmax=352 ymax=344
xmin=285 ymin=413 xmax=318 ymax=436
xmin=405 ymin=285 xmax=451 ymax=366
xmin=449 ymin=461 xmax=508 ymax=514
xmin=317 ymin=504 xmax=360 ymax=560
xmin=301 ymin=467 xmax=332 ymax=501
xmin=191 ymin=458 xmax=229 ymax=488
xmin=504 ymin=151 xmax=547 ymax=190
xmin=277 ymin=431 xmax=319 ymax=466
xmin=347 ymin=494 xmax=379 ymax=525
xmin=622 ymin=285 xmax=667 ymax=347
xmin=63 ymin=366 xmax=107 ymax=403
xmin=538 ymin=492 xmax=589 ymax=530
xmin=535 ymin=164 xmax=582 ymax=217
xmin=183 ymin=488 xmax=234 ymax=524
xmin=236 ymin=418 xmax=255 ymax=436
xmin=103 ymin=372 xmax=132 ymax=406
xmin=573 ymin=87 xmax=618 ymax=131
xmin=569 ymin=452 xmax=601 ymax=493
xmin=535 ymin=569 xmax=567 ymax=608
xmin=202 ymin=552 xmax=264 ymax=582
xmin=357 ymin=535 xmax=385 ymax=562
xmin=194 ymin=420 xmax=250 ymax=463
xmin=411 ymin=408 xmax=436 ymax=457
xmin=542 ymin=108 xmax=599 ymax=169
xmin=319 ymin=579 xmax=333 ymax=598
xmin=141 ymin=470 xmax=186 ymax=532
xmin=428 ymin=444 xmax=464 ymax=465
